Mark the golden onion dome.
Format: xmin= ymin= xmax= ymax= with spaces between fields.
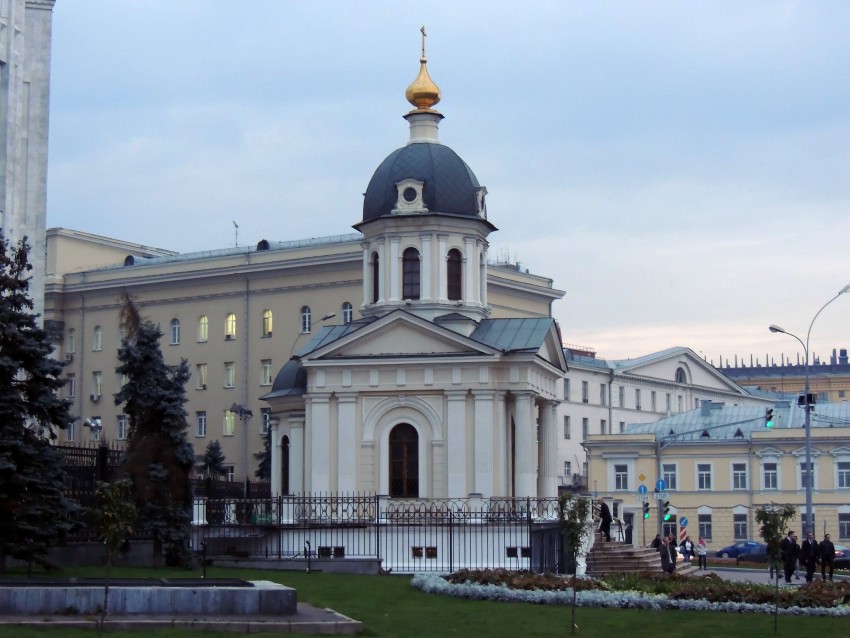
xmin=405 ymin=27 xmax=441 ymax=111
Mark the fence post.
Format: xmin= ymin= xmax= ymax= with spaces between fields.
xmin=527 ymin=497 xmax=533 ymax=571
xmin=375 ymin=494 xmax=381 ymax=566
xmin=449 ymin=508 xmax=454 ymax=574
xmin=96 ymin=443 xmax=109 ymax=482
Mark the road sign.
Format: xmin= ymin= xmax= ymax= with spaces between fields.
xmin=655 ymin=479 xmax=667 ymax=492
xmin=679 ymin=516 xmax=688 ymax=528
xmin=679 ymin=528 xmax=687 ymax=541
xmin=638 ymin=473 xmax=647 ymax=483
xmin=654 ymin=492 xmax=669 ymax=500
xmin=638 ymin=485 xmax=648 ymax=495
xmin=635 ymin=495 xmax=649 ymax=502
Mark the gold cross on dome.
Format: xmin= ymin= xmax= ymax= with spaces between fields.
xmin=420 ymin=26 xmax=427 ymax=58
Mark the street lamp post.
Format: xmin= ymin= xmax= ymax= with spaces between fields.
xmin=769 ymin=284 xmax=850 ymax=535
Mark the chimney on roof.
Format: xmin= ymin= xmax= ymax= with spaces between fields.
xmin=840 ymin=348 xmax=848 ymax=365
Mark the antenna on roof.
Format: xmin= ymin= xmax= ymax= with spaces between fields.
xmin=232 ymin=221 xmax=239 ymax=247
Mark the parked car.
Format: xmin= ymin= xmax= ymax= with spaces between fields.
xmin=715 ymin=540 xmax=766 ymax=559
xmin=831 ymin=544 xmax=849 ymax=568
xmin=737 ymin=545 xmax=769 ymax=563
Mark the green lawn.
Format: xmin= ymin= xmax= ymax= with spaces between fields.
xmin=0 ymin=566 xmax=847 ymax=637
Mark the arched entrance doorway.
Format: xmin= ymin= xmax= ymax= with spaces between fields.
xmin=389 ymin=423 xmax=419 ymax=497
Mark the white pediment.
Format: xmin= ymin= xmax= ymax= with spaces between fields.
xmin=755 ymin=446 xmax=784 ymax=458
xmin=617 ymin=347 xmax=747 ymax=394
xmin=791 ymin=446 xmax=822 ymax=458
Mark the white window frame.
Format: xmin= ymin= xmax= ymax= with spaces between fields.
xmin=67 ymin=328 xmax=76 ymax=354
xmin=563 ymin=415 xmax=571 ymax=439
xmin=614 ymin=463 xmax=629 ymax=491
xmin=197 ymin=411 xmax=207 ymax=437
xmin=696 ymin=463 xmax=713 ymax=491
xmin=92 ymin=326 xmax=103 ymax=352
xmin=225 ymin=313 xmax=237 ymax=340
xmin=170 ymin=318 xmax=180 ymax=345
xmin=66 ymin=374 xmax=76 ymax=398
xmin=224 ymin=362 xmax=235 ymax=388
xmin=835 ymin=456 xmax=850 ymax=489
xmin=117 ymin=415 xmax=128 ymax=440
xmin=731 ymin=462 xmax=748 ymax=490
xmin=662 ymin=463 xmax=678 ymax=491
xmin=92 ymin=371 xmax=103 ymax=397
xmin=342 ymin=302 xmax=353 ymax=324
xmin=607 ymin=459 xmax=634 ymax=493
xmin=261 ymin=359 xmax=273 ymax=386
xmin=262 ymin=309 xmax=273 ymax=337
xmin=798 ymin=459 xmax=817 ymax=491
xmin=224 ymin=411 xmax=236 ymax=436
xmin=762 ymin=459 xmax=779 ymax=490
xmin=581 ymin=381 xmax=589 ymax=403
xmin=196 ymin=363 xmax=207 ymax=390
xmin=198 ymin=315 xmax=209 ymax=342
xmin=300 ymin=306 xmax=312 ymax=334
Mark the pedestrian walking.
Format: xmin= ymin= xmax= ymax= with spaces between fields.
xmin=779 ymin=530 xmax=799 ymax=584
xmin=696 ymin=537 xmax=708 ymax=570
xmin=799 ymin=531 xmax=819 ymax=583
xmin=819 ymin=533 xmax=836 ymax=581
xmin=660 ymin=536 xmax=675 ymax=574
xmin=597 ymin=499 xmax=613 ymax=542
xmin=680 ymin=536 xmax=694 ymax=564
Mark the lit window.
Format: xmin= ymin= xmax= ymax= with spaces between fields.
xmin=197 ymin=411 xmax=207 ymax=437
xmin=198 ymin=315 xmax=208 ymax=342
xmin=92 ymin=371 xmax=103 ymax=397
xmin=300 ymin=306 xmax=312 ymax=334
xmin=196 ymin=363 xmax=207 ymax=389
xmin=262 ymin=310 xmax=273 ymax=337
xmin=67 ymin=329 xmax=76 ymax=354
xmin=225 ymin=313 xmax=237 ymax=340
xmin=92 ymin=326 xmax=103 ymax=351
xmin=224 ymin=362 xmax=235 ymax=388
xmin=224 ymin=411 xmax=235 ymax=436
xmin=342 ymin=302 xmax=353 ymax=324
xmin=170 ymin=319 xmax=180 ymax=345
xmin=261 ymin=359 xmax=273 ymax=386
xmin=117 ymin=415 xmax=128 ymax=440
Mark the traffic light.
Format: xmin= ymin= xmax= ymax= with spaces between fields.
xmin=765 ymin=407 xmax=775 ymax=428
xmin=663 ymin=501 xmax=672 ymax=521
xmin=643 ymin=501 xmax=650 ymax=519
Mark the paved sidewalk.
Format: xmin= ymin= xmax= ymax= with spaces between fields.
xmin=696 ymin=566 xmax=847 ymax=586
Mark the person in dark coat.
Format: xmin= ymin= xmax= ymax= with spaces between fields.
xmin=659 ymin=536 xmax=675 ymax=574
xmin=598 ymin=499 xmax=613 ymax=542
xmin=819 ymin=533 xmax=836 ymax=581
xmin=650 ymin=533 xmax=662 ymax=550
xmin=779 ymin=530 xmax=799 ymax=584
xmin=799 ymin=531 xmax=820 ymax=583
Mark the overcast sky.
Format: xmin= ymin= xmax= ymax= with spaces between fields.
xmin=47 ymin=1 xmax=850 ymax=365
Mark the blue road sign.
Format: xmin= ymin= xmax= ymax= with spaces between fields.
xmin=679 ymin=516 xmax=688 ymax=528
xmin=638 ymin=485 xmax=648 ymax=495
xmin=656 ymin=479 xmax=667 ymax=492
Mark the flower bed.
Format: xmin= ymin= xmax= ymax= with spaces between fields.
xmin=411 ymin=569 xmax=850 ymax=617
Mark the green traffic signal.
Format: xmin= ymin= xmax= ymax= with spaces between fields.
xmin=765 ymin=407 xmax=775 ymax=428
xmin=642 ymin=501 xmax=650 ymax=519
xmin=663 ymin=500 xmax=671 ymax=521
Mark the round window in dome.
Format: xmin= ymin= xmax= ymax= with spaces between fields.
xmin=402 ymin=187 xmax=418 ymax=203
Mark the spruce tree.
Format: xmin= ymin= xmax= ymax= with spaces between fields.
xmin=0 ymin=235 xmax=77 ymax=571
xmin=254 ymin=429 xmax=271 ymax=480
xmin=115 ymin=294 xmax=194 ymax=567
xmin=198 ymin=439 xmax=227 ymax=477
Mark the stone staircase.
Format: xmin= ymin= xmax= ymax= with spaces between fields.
xmin=585 ymin=539 xmax=699 ymax=578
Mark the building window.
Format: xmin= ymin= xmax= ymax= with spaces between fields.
xmin=261 ymin=408 xmax=271 ymax=435
xmin=389 ymin=423 xmax=419 ymax=497
xmin=697 ymin=464 xmax=712 ymax=490
xmin=600 ymin=383 xmax=607 ymax=406
xmin=563 ymin=461 xmax=572 ymax=479
xmin=662 ymin=521 xmax=676 ymax=538
xmin=225 ymin=313 xmax=237 ymax=340
xmin=262 ymin=309 xmax=273 ymax=337
xmin=66 ymin=374 xmax=76 ymax=398
xmin=581 ymin=381 xmax=589 ymax=403
xmin=342 ymin=302 xmax=353 ymax=324
xmin=563 ymin=415 xmax=571 ymax=439
xmin=675 ymin=367 xmax=686 ymax=383
xmin=224 ymin=411 xmax=236 ymax=436
xmin=92 ymin=326 xmax=103 ymax=352
xmin=66 ymin=421 xmax=76 ymax=442
xmin=563 ymin=379 xmax=570 ymax=401
xmin=651 ymin=391 xmax=657 ymax=412
xmin=223 ymin=465 xmax=235 ymax=482
xmin=402 ymin=247 xmax=421 ymax=300
xmin=447 ymin=248 xmax=462 ymax=301
xmin=618 ymin=386 xmax=625 ymax=407
xmin=732 ymin=463 xmax=748 ymax=490
xmin=170 ymin=318 xmax=180 ymax=345
xmin=614 ymin=464 xmax=628 ymax=491
xmin=581 ymin=418 xmax=589 ymax=440
xmin=92 ymin=371 xmax=103 ymax=397
xmin=838 ymin=461 xmax=850 ymax=489
xmin=800 ymin=461 xmax=815 ymax=489
xmin=371 ymin=251 xmax=380 ymax=303
xmin=67 ymin=328 xmax=76 ymax=354
xmin=619 ymin=421 xmax=625 ymax=433
xmin=197 ymin=411 xmax=207 ymax=437
xmin=261 ymin=359 xmax=273 ymax=386
xmin=198 ymin=315 xmax=209 ymax=342
xmin=196 ymin=363 xmax=207 ymax=390
xmin=300 ymin=306 xmax=312 ymax=334
xmin=698 ymin=514 xmax=712 ymax=540
xmin=665 ymin=393 xmax=671 ymax=412
xmin=801 ymin=512 xmax=815 ymax=532
xmin=763 ymin=462 xmax=778 ymax=490
xmin=600 ymin=419 xmax=607 ymax=434
xmin=839 ymin=513 xmax=850 ymax=540
xmin=635 ymin=389 xmax=641 ymax=410
xmin=839 ymin=390 xmax=847 ymax=399
xmin=224 ymin=362 xmax=235 ymax=388
xmin=677 ymin=395 xmax=683 ymax=413
xmin=733 ymin=514 xmax=747 ymax=540
xmin=662 ymin=463 xmax=677 ymax=491
xmin=117 ymin=415 xmax=127 ymax=440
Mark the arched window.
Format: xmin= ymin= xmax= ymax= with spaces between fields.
xmin=67 ymin=328 xmax=76 ymax=354
xmin=225 ymin=313 xmax=237 ymax=340
xmin=342 ymin=302 xmax=353 ymax=324
xmin=262 ymin=309 xmax=273 ymax=337
xmin=389 ymin=423 xmax=419 ymax=498
xmin=198 ymin=315 xmax=209 ymax=342
xmin=92 ymin=326 xmax=103 ymax=352
xmin=675 ymin=367 xmax=687 ymax=384
xmin=170 ymin=318 xmax=180 ymax=345
xmin=300 ymin=306 xmax=312 ymax=334
xmin=371 ymin=251 xmax=380 ymax=303
xmin=447 ymin=248 xmax=462 ymax=301
xmin=402 ymin=247 xmax=420 ymax=300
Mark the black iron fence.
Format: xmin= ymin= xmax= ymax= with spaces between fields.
xmin=191 ymin=494 xmax=567 ymax=573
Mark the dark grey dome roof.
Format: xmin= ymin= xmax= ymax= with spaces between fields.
xmin=362 ymin=142 xmax=481 ymax=222
xmin=267 ymin=358 xmax=307 ymax=398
